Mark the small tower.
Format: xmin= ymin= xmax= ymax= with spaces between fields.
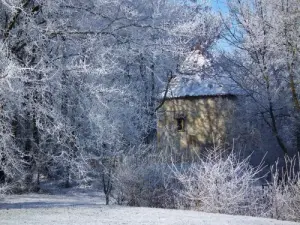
xmin=157 ymin=51 xmax=241 ymax=162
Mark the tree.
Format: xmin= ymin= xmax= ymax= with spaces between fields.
xmin=219 ymin=0 xmax=300 ymax=156
xmin=0 ymin=0 xmax=222 ymax=192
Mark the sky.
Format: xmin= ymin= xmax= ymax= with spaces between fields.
xmin=211 ymin=0 xmax=228 ymax=14
xmin=210 ymin=0 xmax=232 ymax=51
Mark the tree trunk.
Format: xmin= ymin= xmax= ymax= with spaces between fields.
xmin=105 ymin=194 xmax=110 ymax=205
xmin=0 ymin=170 xmax=5 ymax=183
xmin=102 ymin=169 xmax=112 ymax=205
xmin=65 ymin=166 xmax=70 ymax=188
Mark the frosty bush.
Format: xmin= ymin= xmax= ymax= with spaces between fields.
xmin=113 ymin=161 xmax=178 ymax=208
xmin=0 ymin=182 xmax=20 ymax=199
xmin=113 ymin=147 xmax=179 ymax=208
xmin=266 ymin=154 xmax=300 ymax=221
xmin=172 ymin=145 xmax=267 ymax=215
xmin=0 ymin=184 xmax=7 ymax=199
xmin=113 ymin=144 xmax=300 ymax=222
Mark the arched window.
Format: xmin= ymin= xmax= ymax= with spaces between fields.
xmin=176 ymin=117 xmax=185 ymax=132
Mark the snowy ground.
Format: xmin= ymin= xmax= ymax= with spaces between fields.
xmin=0 ymin=189 xmax=299 ymax=225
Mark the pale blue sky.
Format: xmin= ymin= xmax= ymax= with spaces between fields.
xmin=211 ymin=0 xmax=228 ymax=14
xmin=211 ymin=0 xmax=231 ymax=51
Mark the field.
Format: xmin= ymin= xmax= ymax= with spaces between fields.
xmin=0 ymin=190 xmax=299 ymax=225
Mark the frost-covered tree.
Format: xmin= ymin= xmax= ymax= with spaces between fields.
xmin=0 ymin=0 xmax=222 ymax=190
xmin=219 ymin=0 xmax=300 ymax=157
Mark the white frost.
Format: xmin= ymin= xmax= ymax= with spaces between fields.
xmin=165 ymin=75 xmax=242 ymax=99
xmin=0 ymin=193 xmax=299 ymax=225
xmin=179 ymin=50 xmax=210 ymax=74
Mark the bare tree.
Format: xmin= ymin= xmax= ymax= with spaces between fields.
xmin=217 ymin=0 xmax=300 ymax=156
xmin=0 ymin=0 xmax=222 ymax=192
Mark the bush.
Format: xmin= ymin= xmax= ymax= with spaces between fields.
xmin=113 ymin=154 xmax=179 ymax=208
xmin=265 ymin=154 xmax=300 ymax=221
xmin=172 ymin=145 xmax=267 ymax=216
xmin=103 ymin=144 xmax=300 ymax=222
xmin=0 ymin=182 xmax=22 ymax=199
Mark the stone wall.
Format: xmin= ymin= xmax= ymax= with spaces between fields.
xmin=157 ymin=95 xmax=236 ymax=161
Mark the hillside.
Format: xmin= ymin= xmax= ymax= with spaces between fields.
xmin=0 ymin=192 xmax=299 ymax=225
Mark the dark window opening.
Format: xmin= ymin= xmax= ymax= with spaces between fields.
xmin=176 ymin=118 xmax=185 ymax=131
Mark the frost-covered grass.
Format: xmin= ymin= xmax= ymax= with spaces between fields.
xmin=1 ymin=204 xmax=300 ymax=225
xmin=0 ymin=192 xmax=299 ymax=225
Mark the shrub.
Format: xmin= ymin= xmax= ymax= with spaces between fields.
xmin=265 ymin=154 xmax=300 ymax=221
xmin=172 ymin=145 xmax=267 ymax=216
xmin=113 ymin=153 xmax=178 ymax=208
